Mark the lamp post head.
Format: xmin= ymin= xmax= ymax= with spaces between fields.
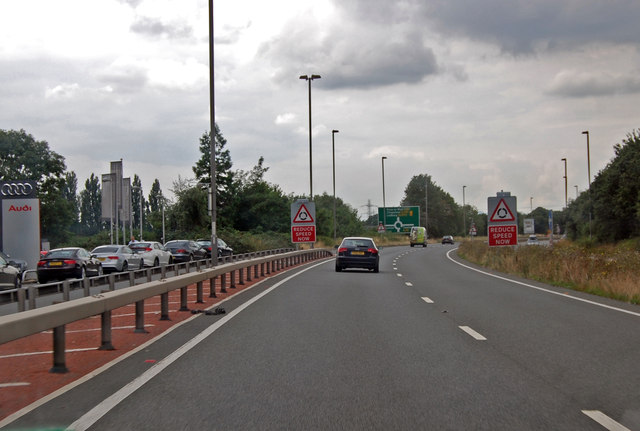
xmin=561 ymin=158 xmax=566 ymax=162
xmin=332 ymin=129 xmax=339 ymax=134
xmin=582 ymin=130 xmax=589 ymax=135
xmin=300 ymin=74 xmax=321 ymax=81
xmin=382 ymin=156 xmax=387 ymax=160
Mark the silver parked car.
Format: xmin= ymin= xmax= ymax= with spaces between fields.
xmin=128 ymin=241 xmax=174 ymax=267
xmin=0 ymin=253 xmax=21 ymax=290
xmin=91 ymin=245 xmax=144 ymax=273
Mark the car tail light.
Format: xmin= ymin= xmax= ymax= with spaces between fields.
xmin=108 ymin=256 xmax=119 ymax=260
xmin=338 ymin=247 xmax=348 ymax=253
xmin=145 ymin=247 xmax=152 ymax=251
xmin=177 ymin=249 xmax=187 ymax=253
xmin=63 ymin=259 xmax=77 ymax=265
xmin=367 ymin=248 xmax=378 ymax=255
xmin=37 ymin=261 xmax=46 ymax=267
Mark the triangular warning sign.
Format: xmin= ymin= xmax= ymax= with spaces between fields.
xmin=293 ymin=203 xmax=314 ymax=223
xmin=489 ymin=198 xmax=516 ymax=222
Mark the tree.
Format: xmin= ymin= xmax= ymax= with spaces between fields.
xmin=192 ymin=125 xmax=234 ymax=225
xmin=401 ymin=174 xmax=461 ymax=238
xmin=79 ymin=174 xmax=102 ymax=235
xmin=131 ymin=175 xmax=143 ymax=232
xmin=62 ymin=171 xmax=79 ymax=226
xmin=0 ymin=129 xmax=72 ymax=246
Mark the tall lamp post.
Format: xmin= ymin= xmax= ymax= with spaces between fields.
xmin=332 ymin=129 xmax=339 ymax=243
xmin=381 ymin=156 xmax=387 ymax=229
xmin=582 ymin=130 xmax=592 ymax=238
xmin=462 ymin=185 xmax=466 ymax=237
xmin=561 ymin=158 xmax=567 ymax=209
xmin=209 ymin=0 xmax=218 ymax=264
xmin=300 ymin=74 xmax=321 ymax=201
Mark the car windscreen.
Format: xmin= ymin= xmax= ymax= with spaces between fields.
xmin=92 ymin=246 xmax=119 ymax=253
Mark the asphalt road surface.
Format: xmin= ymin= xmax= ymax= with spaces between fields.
xmin=5 ymin=244 xmax=640 ymax=430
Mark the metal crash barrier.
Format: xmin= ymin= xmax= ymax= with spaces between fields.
xmin=0 ymin=248 xmax=332 ymax=373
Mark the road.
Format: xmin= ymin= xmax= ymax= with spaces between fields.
xmin=4 ymin=245 xmax=640 ymax=430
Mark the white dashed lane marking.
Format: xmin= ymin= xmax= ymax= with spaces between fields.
xmin=459 ymin=326 xmax=487 ymax=341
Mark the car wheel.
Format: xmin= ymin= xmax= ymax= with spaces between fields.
xmin=122 ymin=261 xmax=128 ymax=272
xmin=189 ymin=254 xmax=194 ymax=261
xmin=38 ymin=276 xmax=48 ymax=284
xmin=97 ymin=265 xmax=103 ymax=277
xmin=139 ymin=259 xmax=144 ymax=270
xmin=373 ymin=264 xmax=379 ymax=273
xmin=154 ymin=257 xmax=159 ymax=267
xmin=78 ymin=266 xmax=86 ymax=279
xmin=335 ymin=264 xmax=342 ymax=272
xmin=168 ymin=256 xmax=173 ymax=265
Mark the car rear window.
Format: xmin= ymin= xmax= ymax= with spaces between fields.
xmin=342 ymin=239 xmax=374 ymax=248
xmin=46 ymin=250 xmax=77 ymax=259
xmin=93 ymin=246 xmax=119 ymax=253
xmin=131 ymin=243 xmax=151 ymax=249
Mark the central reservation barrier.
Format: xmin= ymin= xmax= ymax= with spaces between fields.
xmin=0 ymin=248 xmax=332 ymax=372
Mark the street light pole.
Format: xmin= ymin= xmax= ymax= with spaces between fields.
xmin=462 ymin=185 xmax=466 ymax=237
xmin=582 ymin=130 xmax=592 ymax=239
xmin=300 ymin=74 xmax=321 ymax=201
xmin=209 ymin=0 xmax=218 ymax=264
xmin=332 ymin=129 xmax=339 ymax=243
xmin=381 ymin=156 xmax=387 ymax=229
xmin=561 ymin=158 xmax=567 ymax=209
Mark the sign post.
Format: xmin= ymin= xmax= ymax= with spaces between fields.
xmin=487 ymin=192 xmax=518 ymax=247
xmin=291 ymin=200 xmax=316 ymax=244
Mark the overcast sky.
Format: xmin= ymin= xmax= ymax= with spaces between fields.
xmin=2 ymin=0 xmax=639 ymax=219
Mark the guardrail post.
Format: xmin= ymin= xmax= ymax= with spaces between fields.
xmin=108 ymin=273 xmax=116 ymax=291
xmin=238 ymin=267 xmax=244 ymax=285
xmin=209 ymin=276 xmax=217 ymax=298
xmin=83 ymin=277 xmax=91 ymax=296
xmin=161 ymin=265 xmax=167 ymax=280
xmin=220 ymin=273 xmax=227 ymax=293
xmin=179 ymin=287 xmax=189 ymax=311
xmin=196 ymin=281 xmax=204 ymax=303
xmin=28 ymin=284 xmax=36 ymax=310
xmin=266 ymin=261 xmax=271 ymax=275
xmin=160 ymin=293 xmax=170 ymax=320
xmin=135 ymin=300 xmax=148 ymax=333
xmin=146 ymin=268 xmax=152 ymax=282
xmin=230 ymin=270 xmax=236 ymax=289
xmin=261 ymin=262 xmax=265 ymax=277
xmin=50 ymin=325 xmax=68 ymax=373
xmin=62 ymin=280 xmax=70 ymax=301
xmin=246 ymin=265 xmax=252 ymax=282
xmin=99 ymin=311 xmax=114 ymax=350
xmin=129 ymin=272 xmax=135 ymax=287
xmin=17 ymin=288 xmax=26 ymax=312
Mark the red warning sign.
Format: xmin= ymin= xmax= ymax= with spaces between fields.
xmin=292 ymin=203 xmax=315 ymax=223
xmin=488 ymin=225 xmax=518 ymax=246
xmin=489 ymin=198 xmax=516 ymax=223
xmin=291 ymin=225 xmax=316 ymax=243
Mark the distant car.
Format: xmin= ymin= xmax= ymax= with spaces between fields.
xmin=442 ymin=235 xmax=454 ymax=244
xmin=36 ymin=247 xmax=102 ymax=284
xmin=91 ymin=245 xmax=144 ymax=273
xmin=196 ymin=238 xmax=234 ymax=258
xmin=335 ymin=237 xmax=380 ymax=273
xmin=409 ymin=226 xmax=427 ymax=247
xmin=164 ymin=240 xmax=208 ymax=263
xmin=129 ymin=241 xmax=173 ymax=267
xmin=0 ymin=253 xmax=21 ymax=290
xmin=0 ymin=250 xmax=28 ymax=275
xmin=526 ymin=235 xmax=540 ymax=245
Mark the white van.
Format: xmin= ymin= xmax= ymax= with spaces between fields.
xmin=409 ymin=226 xmax=427 ymax=247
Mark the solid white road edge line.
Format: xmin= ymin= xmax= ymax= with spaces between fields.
xmin=446 ymin=248 xmax=640 ymax=318
xmin=66 ymin=260 xmax=328 ymax=431
xmin=582 ymin=410 xmax=632 ymax=431
xmin=459 ymin=326 xmax=487 ymax=341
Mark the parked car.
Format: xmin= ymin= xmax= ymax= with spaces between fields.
xmin=0 ymin=253 xmax=21 ymax=290
xmin=0 ymin=250 xmax=28 ymax=276
xmin=91 ymin=245 xmax=144 ymax=273
xmin=164 ymin=240 xmax=208 ymax=263
xmin=409 ymin=226 xmax=427 ymax=247
xmin=526 ymin=235 xmax=540 ymax=245
xmin=196 ymin=238 xmax=234 ymax=258
xmin=335 ymin=237 xmax=380 ymax=273
xmin=36 ymin=247 xmax=102 ymax=284
xmin=442 ymin=235 xmax=455 ymax=244
xmin=129 ymin=241 xmax=174 ymax=267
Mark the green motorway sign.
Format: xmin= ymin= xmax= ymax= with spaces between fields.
xmin=378 ymin=206 xmax=420 ymax=233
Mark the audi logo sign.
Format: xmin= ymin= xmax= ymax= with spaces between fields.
xmin=0 ymin=181 xmax=37 ymax=199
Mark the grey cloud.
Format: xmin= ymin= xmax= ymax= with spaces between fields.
xmin=130 ymin=16 xmax=193 ymax=39
xmin=547 ymin=70 xmax=640 ymax=98
xmin=336 ymin=0 xmax=640 ymax=55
